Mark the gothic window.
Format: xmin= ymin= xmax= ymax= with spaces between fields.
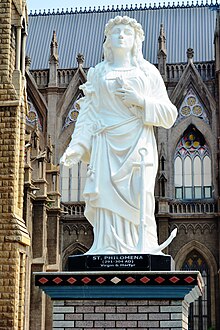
xmin=161 ymin=156 xmax=165 ymax=171
xmin=174 ymin=125 xmax=212 ymax=200
xmin=61 ymin=162 xmax=87 ymax=202
xmin=158 ymin=173 xmax=167 ymax=197
xmin=181 ymin=251 xmax=211 ymax=330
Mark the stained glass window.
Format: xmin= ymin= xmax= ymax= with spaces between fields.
xmin=181 ymin=251 xmax=211 ymax=330
xmin=174 ymin=125 xmax=212 ymax=200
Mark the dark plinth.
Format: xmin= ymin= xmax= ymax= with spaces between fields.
xmin=68 ymin=254 xmax=174 ymax=271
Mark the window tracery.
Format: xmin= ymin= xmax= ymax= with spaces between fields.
xmin=63 ymin=94 xmax=82 ymax=129
xmin=26 ymin=99 xmax=43 ymax=131
xmin=175 ymin=89 xmax=209 ymax=125
xmin=174 ymin=125 xmax=212 ymax=199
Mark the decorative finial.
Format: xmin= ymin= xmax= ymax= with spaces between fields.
xmin=25 ymin=55 xmax=31 ymax=71
xmin=52 ymin=30 xmax=57 ymax=44
xmin=159 ymin=24 xmax=165 ymax=40
xmin=187 ymin=48 xmax=194 ymax=63
xmin=76 ymin=53 xmax=85 ymax=67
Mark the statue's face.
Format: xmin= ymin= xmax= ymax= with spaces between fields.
xmin=110 ymin=24 xmax=135 ymax=51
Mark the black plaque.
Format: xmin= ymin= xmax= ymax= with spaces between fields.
xmin=68 ymin=254 xmax=174 ymax=271
xmin=87 ymin=254 xmax=150 ymax=270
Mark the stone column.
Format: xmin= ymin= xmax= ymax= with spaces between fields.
xmin=21 ymin=33 xmax=27 ymax=76
xmin=16 ymin=26 xmax=21 ymax=70
xmin=47 ymin=31 xmax=59 ymax=160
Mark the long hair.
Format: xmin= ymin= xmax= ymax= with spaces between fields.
xmin=103 ymin=16 xmax=145 ymax=67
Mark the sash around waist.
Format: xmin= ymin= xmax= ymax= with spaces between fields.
xmin=93 ymin=116 xmax=140 ymax=135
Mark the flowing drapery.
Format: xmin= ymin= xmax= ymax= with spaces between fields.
xmin=66 ymin=61 xmax=177 ymax=254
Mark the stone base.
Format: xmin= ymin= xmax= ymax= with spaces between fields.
xmin=68 ymin=253 xmax=175 ymax=271
xmin=35 ymin=271 xmax=203 ymax=330
xmin=35 ymin=270 xmax=203 ymax=330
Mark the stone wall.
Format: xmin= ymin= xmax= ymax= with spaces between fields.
xmin=0 ymin=0 xmax=30 ymax=329
xmin=0 ymin=103 xmax=29 ymax=330
xmin=53 ymin=299 xmax=189 ymax=330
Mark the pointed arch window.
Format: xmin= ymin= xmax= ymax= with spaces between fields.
xmin=174 ymin=125 xmax=212 ymax=200
xmin=181 ymin=250 xmax=211 ymax=329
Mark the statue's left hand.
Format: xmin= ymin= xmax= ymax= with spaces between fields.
xmin=115 ymin=85 xmax=144 ymax=108
xmin=60 ymin=145 xmax=84 ymax=167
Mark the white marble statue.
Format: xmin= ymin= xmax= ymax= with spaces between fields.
xmin=61 ymin=16 xmax=178 ymax=255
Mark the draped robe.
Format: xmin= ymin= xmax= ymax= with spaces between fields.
xmin=66 ymin=60 xmax=177 ymax=254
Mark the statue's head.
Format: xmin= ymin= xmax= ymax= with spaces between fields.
xmin=103 ymin=16 xmax=145 ymax=64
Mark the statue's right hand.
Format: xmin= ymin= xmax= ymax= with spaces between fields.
xmin=60 ymin=145 xmax=84 ymax=167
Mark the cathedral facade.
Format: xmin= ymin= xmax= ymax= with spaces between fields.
xmin=0 ymin=1 xmax=220 ymax=329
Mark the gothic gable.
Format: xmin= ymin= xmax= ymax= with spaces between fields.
xmin=170 ymin=61 xmax=216 ymax=124
xmin=57 ymin=67 xmax=87 ymax=159
xmin=26 ymin=71 xmax=47 ymax=135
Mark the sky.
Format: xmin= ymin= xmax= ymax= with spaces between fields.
xmin=27 ymin=0 xmax=182 ymax=13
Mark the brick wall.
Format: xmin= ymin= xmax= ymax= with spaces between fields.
xmin=53 ymin=299 xmax=189 ymax=330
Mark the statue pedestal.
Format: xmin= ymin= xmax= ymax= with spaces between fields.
xmin=35 ymin=270 xmax=203 ymax=330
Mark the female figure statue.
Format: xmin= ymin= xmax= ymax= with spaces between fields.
xmin=61 ymin=16 xmax=177 ymax=254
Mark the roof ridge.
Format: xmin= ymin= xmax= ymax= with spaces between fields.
xmin=28 ymin=0 xmax=220 ymax=16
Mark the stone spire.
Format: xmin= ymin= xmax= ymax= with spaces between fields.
xmin=214 ymin=10 xmax=220 ymax=145
xmin=49 ymin=30 xmax=59 ymax=64
xmin=157 ymin=24 xmax=167 ymax=81
xmin=158 ymin=24 xmax=167 ymax=55
xmin=48 ymin=30 xmax=59 ymax=87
